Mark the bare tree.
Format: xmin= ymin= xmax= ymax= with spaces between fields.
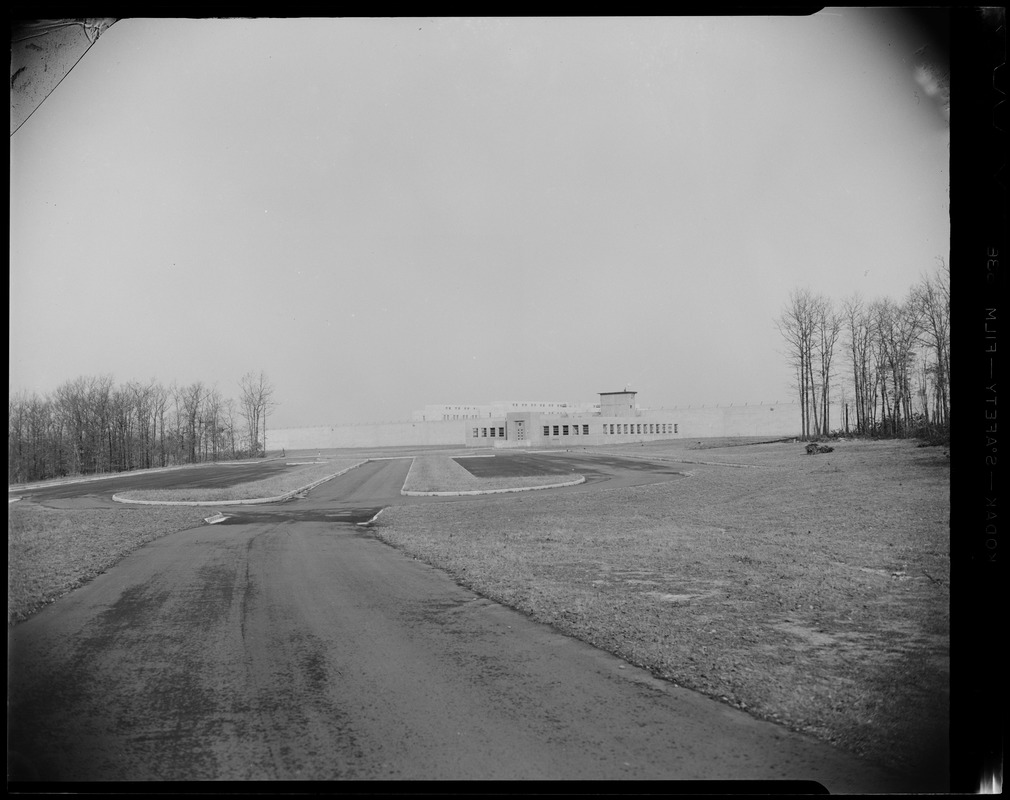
xmin=911 ymin=259 xmax=950 ymax=434
xmin=777 ymin=289 xmax=811 ymax=438
xmin=10 ymin=374 xmax=256 ymax=482
xmin=813 ymin=295 xmax=843 ymax=436
xmin=202 ymin=386 xmax=225 ymax=462
xmin=9 ymin=390 xmax=29 ymax=482
xmin=843 ymin=294 xmax=876 ymax=435
xmin=222 ymin=397 xmax=240 ymax=459
xmin=871 ymin=296 xmax=921 ymax=437
xmin=151 ymin=381 xmax=171 ymax=467
xmin=179 ymin=381 xmax=205 ymax=464
xmin=239 ymin=371 xmax=276 ymax=457
xmin=777 ymin=289 xmax=838 ymax=439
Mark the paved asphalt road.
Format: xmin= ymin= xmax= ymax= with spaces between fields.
xmin=9 ymin=454 xmax=918 ymax=789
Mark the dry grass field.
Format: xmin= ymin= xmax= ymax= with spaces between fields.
xmin=8 ymin=437 xmax=950 ymax=783
xmin=372 ymin=438 xmax=951 ymax=782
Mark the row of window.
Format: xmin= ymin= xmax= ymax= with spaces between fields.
xmin=602 ymin=422 xmax=677 ymax=435
xmin=546 ymin=423 xmax=677 ymax=436
xmin=474 ymin=427 xmax=507 ymax=438
xmin=543 ymin=424 xmax=592 ymax=436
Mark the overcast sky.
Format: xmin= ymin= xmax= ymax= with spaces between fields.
xmin=10 ymin=12 xmax=950 ymax=428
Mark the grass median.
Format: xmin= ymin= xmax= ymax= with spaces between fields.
xmin=113 ymin=458 xmax=367 ymax=503
xmin=402 ymin=454 xmax=582 ymax=493
xmin=372 ymin=439 xmax=950 ymax=783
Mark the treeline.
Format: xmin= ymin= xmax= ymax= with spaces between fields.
xmin=777 ymin=261 xmax=949 ymax=442
xmin=9 ymin=371 xmax=275 ymax=485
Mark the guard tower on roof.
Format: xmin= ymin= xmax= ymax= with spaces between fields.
xmin=599 ymin=390 xmax=637 ymax=417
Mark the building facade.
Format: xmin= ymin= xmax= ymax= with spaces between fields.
xmin=464 ymin=391 xmax=681 ymax=448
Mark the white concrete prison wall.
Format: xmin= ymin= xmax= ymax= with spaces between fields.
xmin=659 ymin=401 xmax=845 ymax=439
xmin=268 ymin=420 xmax=467 ymax=450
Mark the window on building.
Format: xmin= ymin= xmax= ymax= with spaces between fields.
xmin=573 ymin=424 xmax=579 ymax=435
xmin=553 ymin=426 xmax=559 ymax=436
xmin=563 ymin=425 xmax=569 ymax=435
xmin=472 ymin=428 xmax=479 ymax=438
xmin=609 ymin=424 xmax=614 ymax=434
xmin=498 ymin=427 xmax=505 ymax=438
xmin=544 ymin=426 xmax=550 ymax=436
xmin=583 ymin=425 xmax=590 ymax=435
xmin=674 ymin=423 xmax=678 ymax=433
xmin=482 ymin=428 xmax=487 ymax=437
xmin=490 ymin=427 xmax=496 ymax=437
xmin=624 ymin=424 xmax=629 ymax=434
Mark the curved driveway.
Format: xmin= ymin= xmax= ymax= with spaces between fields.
xmin=8 ymin=454 xmax=916 ymax=789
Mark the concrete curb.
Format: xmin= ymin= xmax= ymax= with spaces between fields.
xmin=401 ymin=475 xmax=585 ymax=497
xmin=357 ymin=508 xmax=386 ymax=527
xmin=112 ymin=461 xmax=370 ymax=507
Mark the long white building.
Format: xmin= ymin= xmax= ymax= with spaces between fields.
xmin=269 ymin=392 xmax=827 ymax=451
xmin=464 ymin=390 xmax=678 ymax=448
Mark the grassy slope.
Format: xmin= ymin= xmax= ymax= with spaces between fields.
xmin=372 ymin=439 xmax=950 ymax=779
xmin=8 ymin=504 xmax=210 ymax=624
